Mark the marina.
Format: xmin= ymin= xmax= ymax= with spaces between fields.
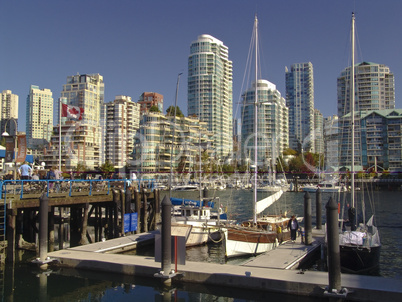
xmin=1 ymin=179 xmax=402 ymax=301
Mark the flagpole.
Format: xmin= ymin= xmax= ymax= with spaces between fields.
xmin=59 ymin=98 xmax=62 ymax=171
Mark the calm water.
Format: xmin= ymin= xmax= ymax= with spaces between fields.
xmin=1 ymin=190 xmax=401 ymax=301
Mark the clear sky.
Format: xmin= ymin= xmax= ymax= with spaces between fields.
xmin=1 ymin=0 xmax=401 ymax=131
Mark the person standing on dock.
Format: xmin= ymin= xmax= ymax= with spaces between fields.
xmin=54 ymin=167 xmax=62 ymax=192
xmin=18 ymin=161 xmax=32 ymax=180
xmin=287 ymin=215 xmax=299 ymax=242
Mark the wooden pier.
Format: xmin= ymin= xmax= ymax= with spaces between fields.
xmin=0 ymin=179 xmax=160 ymax=263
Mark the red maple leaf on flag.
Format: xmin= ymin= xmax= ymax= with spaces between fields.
xmin=62 ymin=103 xmax=84 ymax=120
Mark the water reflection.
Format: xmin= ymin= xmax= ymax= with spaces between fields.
xmin=2 ymin=261 xmax=327 ymax=301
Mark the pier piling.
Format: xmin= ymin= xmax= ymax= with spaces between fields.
xmin=303 ymin=192 xmax=312 ymax=245
xmin=34 ymin=192 xmax=50 ymax=270
xmin=134 ymin=190 xmax=141 ymax=234
xmin=325 ymin=196 xmax=342 ymax=294
xmin=162 ymin=195 xmax=171 ymax=275
xmin=155 ymin=195 xmax=175 ymax=285
xmin=316 ymin=188 xmax=322 ymax=229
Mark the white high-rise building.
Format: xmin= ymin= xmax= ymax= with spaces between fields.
xmin=188 ymin=34 xmax=233 ymax=159
xmin=105 ymin=96 xmax=140 ymax=168
xmin=323 ymin=115 xmax=339 ymax=170
xmin=314 ymin=109 xmax=324 ymax=154
xmin=26 ymin=85 xmax=53 ymax=149
xmin=1 ymin=90 xmax=19 ymax=136
xmin=241 ymin=80 xmax=289 ymax=167
xmin=337 ymin=62 xmax=395 ymax=118
xmin=60 ymin=74 xmax=105 ymax=166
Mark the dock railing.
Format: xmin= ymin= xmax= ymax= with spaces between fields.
xmin=0 ymin=178 xmax=156 ymax=200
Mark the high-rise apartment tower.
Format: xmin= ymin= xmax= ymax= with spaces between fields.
xmin=1 ymin=90 xmax=19 ymax=136
xmin=26 ymin=85 xmax=53 ymax=149
xmin=188 ymin=34 xmax=233 ymax=159
xmin=337 ymin=62 xmax=395 ymax=118
xmin=285 ymin=62 xmax=315 ymax=153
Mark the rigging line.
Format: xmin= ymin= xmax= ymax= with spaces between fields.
xmin=235 ymin=19 xmax=257 ymax=121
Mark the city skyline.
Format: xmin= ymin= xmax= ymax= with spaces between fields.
xmin=1 ymin=0 xmax=402 ymax=131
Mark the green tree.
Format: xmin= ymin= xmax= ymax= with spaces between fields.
xmin=100 ymin=160 xmax=115 ymax=178
xmin=149 ymin=105 xmax=161 ymax=113
xmin=283 ymin=148 xmax=298 ymax=156
xmin=166 ymin=105 xmax=184 ymax=117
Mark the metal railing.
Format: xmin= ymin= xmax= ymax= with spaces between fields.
xmin=0 ymin=178 xmax=157 ymax=200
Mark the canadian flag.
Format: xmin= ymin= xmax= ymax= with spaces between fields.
xmin=62 ymin=103 xmax=84 ymax=120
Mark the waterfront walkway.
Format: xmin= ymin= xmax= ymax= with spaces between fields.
xmin=47 ymin=231 xmax=402 ymax=301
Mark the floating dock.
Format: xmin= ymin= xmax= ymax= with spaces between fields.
xmin=47 ymin=231 xmax=402 ymax=301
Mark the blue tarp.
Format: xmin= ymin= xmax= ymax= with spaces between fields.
xmin=0 ymin=149 xmax=34 ymax=163
xmin=170 ymin=197 xmax=214 ymax=208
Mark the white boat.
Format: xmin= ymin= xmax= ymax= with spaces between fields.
xmin=224 ymin=16 xmax=292 ymax=258
xmin=171 ymin=197 xmax=228 ymax=246
xmin=302 ymin=180 xmax=342 ymax=193
xmin=171 ymin=184 xmax=199 ymax=191
xmin=336 ymin=13 xmax=381 ymax=274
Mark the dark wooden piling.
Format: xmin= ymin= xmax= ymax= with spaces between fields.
xmin=316 ymin=188 xmax=322 ymax=229
xmin=79 ymin=203 xmax=89 ymax=245
xmin=70 ymin=206 xmax=81 ymax=247
xmin=58 ymin=207 xmax=64 ymax=250
xmin=94 ymin=206 xmax=99 ymax=242
xmin=6 ymin=210 xmax=17 ymax=263
xmin=23 ymin=210 xmax=35 ymax=243
xmin=304 ymin=192 xmax=312 ymax=245
xmin=154 ymin=189 xmax=161 ymax=226
xmin=149 ymin=190 xmax=157 ymax=230
xmin=112 ymin=189 xmax=120 ymax=238
xmin=143 ymin=190 xmax=148 ymax=233
xmin=134 ymin=190 xmax=141 ymax=234
xmin=120 ymin=189 xmax=125 ymax=236
xmin=48 ymin=207 xmax=55 ymax=252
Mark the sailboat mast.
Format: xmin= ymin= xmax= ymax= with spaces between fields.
xmin=351 ymin=13 xmax=355 ymax=208
xmin=169 ymin=72 xmax=182 ymax=200
xmin=253 ymin=15 xmax=258 ymax=225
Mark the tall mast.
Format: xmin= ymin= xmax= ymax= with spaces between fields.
xmin=253 ymin=15 xmax=258 ymax=225
xmin=351 ymin=13 xmax=355 ymax=207
xmin=169 ymin=72 xmax=182 ymax=200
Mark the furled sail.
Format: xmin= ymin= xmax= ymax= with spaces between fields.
xmin=256 ymin=190 xmax=283 ymax=214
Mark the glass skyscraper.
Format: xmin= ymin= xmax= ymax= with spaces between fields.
xmin=188 ymin=34 xmax=233 ymax=159
xmin=285 ymin=62 xmax=315 ymax=153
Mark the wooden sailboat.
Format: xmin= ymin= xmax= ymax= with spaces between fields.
xmin=337 ymin=13 xmax=381 ymax=274
xmin=224 ymin=16 xmax=292 ymax=258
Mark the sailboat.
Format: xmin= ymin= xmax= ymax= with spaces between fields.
xmin=337 ymin=13 xmax=381 ymax=274
xmin=224 ymin=16 xmax=292 ymax=258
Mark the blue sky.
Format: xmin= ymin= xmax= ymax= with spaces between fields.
xmin=1 ymin=0 xmax=401 ymax=131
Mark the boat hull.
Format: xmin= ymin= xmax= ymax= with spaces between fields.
xmin=339 ymin=244 xmax=381 ymax=275
xmin=225 ymin=227 xmax=291 ymax=258
xmin=172 ymin=222 xmax=224 ymax=247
